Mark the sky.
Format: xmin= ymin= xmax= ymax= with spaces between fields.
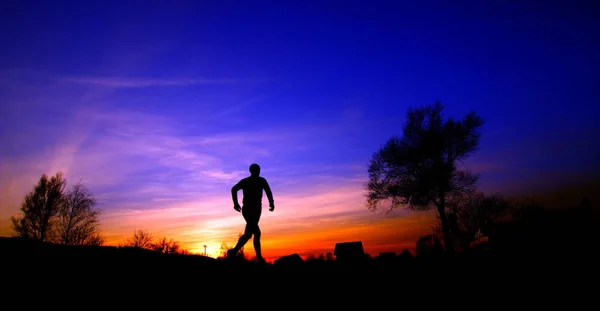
xmin=1 ymin=0 xmax=599 ymax=261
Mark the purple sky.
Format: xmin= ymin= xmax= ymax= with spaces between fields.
xmin=1 ymin=1 xmax=599 ymax=256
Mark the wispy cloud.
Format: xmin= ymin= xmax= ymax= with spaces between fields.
xmin=208 ymin=95 xmax=271 ymax=119
xmin=57 ymin=76 xmax=239 ymax=87
xmin=1 ymin=105 xmax=362 ymax=211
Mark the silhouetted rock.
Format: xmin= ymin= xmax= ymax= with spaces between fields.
xmin=274 ymin=253 xmax=304 ymax=266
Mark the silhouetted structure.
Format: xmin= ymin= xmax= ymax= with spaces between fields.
xmin=334 ymin=241 xmax=365 ymax=262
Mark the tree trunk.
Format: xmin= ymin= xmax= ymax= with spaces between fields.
xmin=437 ymin=192 xmax=455 ymax=254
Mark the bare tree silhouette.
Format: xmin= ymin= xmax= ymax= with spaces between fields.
xmin=219 ymin=242 xmax=229 ymax=258
xmin=125 ymin=229 xmax=153 ymax=249
xmin=10 ymin=172 xmax=67 ymax=242
xmin=151 ymin=237 xmax=181 ymax=254
xmin=307 ymin=252 xmax=334 ymax=262
xmin=85 ymin=232 xmax=105 ymax=246
xmin=56 ymin=182 xmax=104 ymax=246
xmin=366 ymin=102 xmax=484 ymax=253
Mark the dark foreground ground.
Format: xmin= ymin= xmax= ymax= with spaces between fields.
xmin=1 ymin=236 xmax=596 ymax=307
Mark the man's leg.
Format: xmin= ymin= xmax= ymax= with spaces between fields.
xmin=253 ymin=224 xmax=263 ymax=261
xmin=228 ymin=222 xmax=253 ymax=257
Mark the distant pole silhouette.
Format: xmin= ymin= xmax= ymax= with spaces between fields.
xmin=204 ymin=245 xmax=207 ymax=256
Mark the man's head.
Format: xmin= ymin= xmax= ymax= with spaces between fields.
xmin=249 ymin=163 xmax=260 ymax=176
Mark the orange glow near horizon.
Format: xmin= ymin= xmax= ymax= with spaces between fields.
xmin=99 ymin=210 xmax=437 ymax=262
xmin=91 ymin=184 xmax=439 ymax=262
xmin=0 ymin=176 xmax=438 ymax=262
xmin=0 ymin=108 xmax=442 ymax=262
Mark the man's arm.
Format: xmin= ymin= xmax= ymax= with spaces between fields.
xmin=231 ymin=181 xmax=243 ymax=210
xmin=263 ymin=178 xmax=274 ymax=210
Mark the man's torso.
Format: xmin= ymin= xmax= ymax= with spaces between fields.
xmin=239 ymin=176 xmax=265 ymax=206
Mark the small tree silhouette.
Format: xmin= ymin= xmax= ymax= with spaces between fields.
xmin=85 ymin=232 xmax=105 ymax=246
xmin=125 ymin=229 xmax=153 ymax=249
xmin=365 ymin=102 xmax=484 ymax=253
xmin=10 ymin=172 xmax=67 ymax=242
xmin=219 ymin=242 xmax=229 ymax=258
xmin=151 ymin=237 xmax=180 ymax=254
xmin=10 ymin=172 xmax=106 ymax=245
xmin=56 ymin=182 xmax=103 ymax=246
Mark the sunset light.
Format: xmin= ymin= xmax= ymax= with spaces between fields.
xmin=1 ymin=1 xmax=598 ymax=264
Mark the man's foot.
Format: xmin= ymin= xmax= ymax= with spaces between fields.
xmin=227 ymin=249 xmax=237 ymax=258
xmin=256 ymin=257 xmax=267 ymax=265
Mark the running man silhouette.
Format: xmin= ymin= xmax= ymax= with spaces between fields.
xmin=227 ymin=163 xmax=275 ymax=263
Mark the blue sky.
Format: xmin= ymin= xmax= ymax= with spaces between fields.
xmin=1 ymin=0 xmax=599 ymax=257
